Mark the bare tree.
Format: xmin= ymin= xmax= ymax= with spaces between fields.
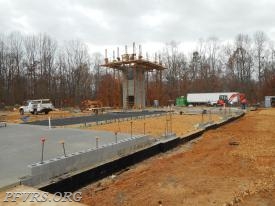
xmin=163 ymin=41 xmax=188 ymax=99
xmin=206 ymin=37 xmax=220 ymax=75
xmin=253 ymin=31 xmax=268 ymax=84
xmin=63 ymin=40 xmax=93 ymax=104
xmin=229 ymin=34 xmax=253 ymax=82
xmin=91 ymin=52 xmax=103 ymax=98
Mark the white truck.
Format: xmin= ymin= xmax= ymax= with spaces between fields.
xmin=19 ymin=99 xmax=54 ymax=115
xmin=187 ymin=92 xmax=240 ymax=106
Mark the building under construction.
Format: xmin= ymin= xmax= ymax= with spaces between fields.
xmin=101 ymin=43 xmax=166 ymax=109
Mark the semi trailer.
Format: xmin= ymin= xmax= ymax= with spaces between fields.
xmin=186 ymin=92 xmax=244 ymax=106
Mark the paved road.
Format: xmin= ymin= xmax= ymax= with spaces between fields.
xmin=0 ymin=124 xmax=130 ymax=188
xmin=24 ymin=110 xmax=166 ymax=126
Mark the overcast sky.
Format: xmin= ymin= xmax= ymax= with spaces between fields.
xmin=0 ymin=0 xmax=275 ymax=55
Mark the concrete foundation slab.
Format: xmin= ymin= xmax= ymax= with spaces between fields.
xmin=0 ymin=124 xmax=130 ymax=188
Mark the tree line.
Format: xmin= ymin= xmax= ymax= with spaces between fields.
xmin=0 ymin=31 xmax=274 ymax=108
xmin=152 ymin=32 xmax=275 ymax=105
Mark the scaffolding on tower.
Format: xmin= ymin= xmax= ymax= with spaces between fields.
xmin=101 ymin=42 xmax=166 ymax=109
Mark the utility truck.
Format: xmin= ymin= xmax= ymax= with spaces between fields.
xmin=19 ymin=99 xmax=54 ymax=115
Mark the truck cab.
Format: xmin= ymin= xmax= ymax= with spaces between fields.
xmin=217 ymin=95 xmax=229 ymax=106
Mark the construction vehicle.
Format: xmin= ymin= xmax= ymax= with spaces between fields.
xmin=80 ymin=100 xmax=103 ymax=113
xmin=217 ymin=95 xmax=228 ymax=106
xmin=19 ymin=99 xmax=54 ymax=115
xmin=187 ymin=92 xmax=240 ymax=106
xmin=217 ymin=93 xmax=246 ymax=107
xmin=186 ymin=92 xmax=246 ymax=107
xmin=229 ymin=93 xmax=246 ymax=104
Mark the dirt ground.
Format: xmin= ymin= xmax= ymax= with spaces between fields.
xmin=79 ymin=108 xmax=275 ymax=206
xmin=85 ymin=114 xmax=222 ymax=137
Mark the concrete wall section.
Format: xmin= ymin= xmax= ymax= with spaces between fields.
xmin=40 ymin=133 xmax=177 ymax=193
xmin=41 ymin=143 xmax=162 ymax=193
xmin=23 ymin=135 xmax=153 ymax=186
xmin=134 ymin=69 xmax=145 ymax=108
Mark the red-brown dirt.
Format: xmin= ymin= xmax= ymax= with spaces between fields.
xmin=85 ymin=114 xmax=222 ymax=137
xmin=79 ymin=108 xmax=275 ymax=206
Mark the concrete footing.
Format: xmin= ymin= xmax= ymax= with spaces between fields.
xmin=22 ymin=135 xmax=153 ymax=187
xmin=24 ymin=112 xmax=244 ymax=193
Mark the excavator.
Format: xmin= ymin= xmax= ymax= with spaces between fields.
xmin=217 ymin=95 xmax=228 ymax=106
xmin=217 ymin=93 xmax=247 ymax=108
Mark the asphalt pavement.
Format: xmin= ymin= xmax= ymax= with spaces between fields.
xmin=24 ymin=110 xmax=166 ymax=126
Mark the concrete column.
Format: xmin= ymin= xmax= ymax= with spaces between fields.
xmin=122 ymin=68 xmax=145 ymax=109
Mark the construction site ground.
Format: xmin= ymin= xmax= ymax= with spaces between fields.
xmin=79 ymin=108 xmax=275 ymax=206
xmin=84 ymin=114 xmax=222 ymax=137
xmin=0 ymin=124 xmax=130 ymax=188
xmin=3 ymin=109 xmax=167 ymax=126
xmin=0 ymin=109 xmax=89 ymax=124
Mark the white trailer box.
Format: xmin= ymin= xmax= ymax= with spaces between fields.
xmin=187 ymin=92 xmax=239 ymax=105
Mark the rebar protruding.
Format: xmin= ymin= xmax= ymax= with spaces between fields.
xmin=96 ymin=136 xmax=99 ymax=149
xmin=209 ymin=110 xmax=212 ymax=122
xmin=133 ymin=42 xmax=136 ymax=54
xmin=125 ymin=45 xmax=128 ymax=54
xmin=115 ymin=132 xmax=118 ymax=143
xmin=166 ymin=119 xmax=169 ymax=137
xmin=159 ymin=54 xmax=162 ymax=65
xmin=130 ymin=121 xmax=133 ymax=138
xmin=144 ymin=122 xmax=146 ymax=134
xmin=139 ymin=45 xmax=142 ymax=59
xmin=170 ymin=110 xmax=172 ymax=133
xmin=104 ymin=49 xmax=108 ymax=64
xmin=117 ymin=47 xmax=120 ymax=61
xmin=60 ymin=140 xmax=66 ymax=157
xmin=41 ymin=137 xmax=46 ymax=164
